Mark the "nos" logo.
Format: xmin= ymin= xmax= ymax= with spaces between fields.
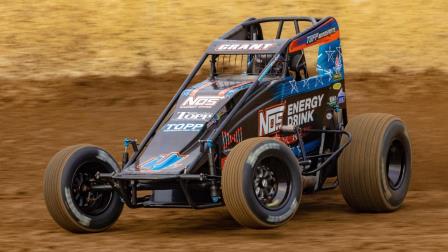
xmin=258 ymin=103 xmax=285 ymax=136
xmin=181 ymin=96 xmax=223 ymax=108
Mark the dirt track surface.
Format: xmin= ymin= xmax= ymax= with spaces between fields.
xmin=1 ymin=70 xmax=448 ymax=251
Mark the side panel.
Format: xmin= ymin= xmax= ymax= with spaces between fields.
xmin=220 ymin=78 xmax=341 ymax=155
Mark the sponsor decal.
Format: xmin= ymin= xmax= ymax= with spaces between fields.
xmin=215 ymin=43 xmax=273 ymax=52
xmin=274 ymin=133 xmax=298 ymax=145
xmin=139 ymin=152 xmax=187 ymax=171
xmin=173 ymin=112 xmax=213 ymax=121
xmin=258 ymin=103 xmax=285 ymax=136
xmin=221 ymin=127 xmax=243 ymax=150
xmin=306 ymin=27 xmax=337 ymax=44
xmin=332 ymin=82 xmax=342 ymax=90
xmin=329 ymin=95 xmax=337 ymax=104
xmin=180 ymin=96 xmax=224 ymax=109
xmin=207 ymin=106 xmax=228 ymax=127
xmin=332 ymin=72 xmax=343 ymax=81
xmin=332 ymin=53 xmax=343 ymax=81
xmin=337 ymin=89 xmax=346 ymax=104
xmin=288 ymin=18 xmax=340 ymax=53
xmin=287 ymin=94 xmax=324 ymax=126
xmin=163 ymin=123 xmax=204 ymax=132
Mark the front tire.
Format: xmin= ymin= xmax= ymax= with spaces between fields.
xmin=43 ymin=144 xmax=123 ymax=233
xmin=338 ymin=113 xmax=412 ymax=212
xmin=222 ymin=138 xmax=302 ymax=228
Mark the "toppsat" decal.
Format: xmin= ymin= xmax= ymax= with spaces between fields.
xmin=306 ymin=27 xmax=336 ymax=44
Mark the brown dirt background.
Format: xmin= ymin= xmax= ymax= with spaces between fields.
xmin=0 ymin=0 xmax=447 ymax=79
xmin=1 ymin=69 xmax=448 ymax=251
xmin=1 ymin=1 xmax=448 ymax=251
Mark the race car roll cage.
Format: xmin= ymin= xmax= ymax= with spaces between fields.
xmin=97 ymin=16 xmax=352 ymax=209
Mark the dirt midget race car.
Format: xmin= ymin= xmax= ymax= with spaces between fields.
xmin=43 ymin=16 xmax=412 ymax=232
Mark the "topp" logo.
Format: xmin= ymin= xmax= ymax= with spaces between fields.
xmin=163 ymin=123 xmax=204 ymax=132
xmin=174 ymin=111 xmax=213 ymax=121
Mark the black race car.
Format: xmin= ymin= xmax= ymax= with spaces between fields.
xmin=43 ymin=16 xmax=412 ymax=232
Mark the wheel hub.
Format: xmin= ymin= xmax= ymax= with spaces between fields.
xmin=71 ymin=163 xmax=113 ymax=216
xmin=386 ymin=140 xmax=407 ymax=190
xmin=253 ymin=165 xmax=278 ymax=206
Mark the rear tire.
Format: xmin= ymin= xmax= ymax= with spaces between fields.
xmin=338 ymin=113 xmax=412 ymax=212
xmin=43 ymin=144 xmax=123 ymax=233
xmin=222 ymin=138 xmax=302 ymax=228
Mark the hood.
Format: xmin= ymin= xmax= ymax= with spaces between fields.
xmin=122 ymin=78 xmax=252 ymax=175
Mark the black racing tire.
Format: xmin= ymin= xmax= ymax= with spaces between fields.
xmin=43 ymin=144 xmax=123 ymax=233
xmin=222 ymin=137 xmax=302 ymax=229
xmin=338 ymin=113 xmax=412 ymax=212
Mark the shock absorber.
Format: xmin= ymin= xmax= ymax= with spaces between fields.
xmin=201 ymin=139 xmax=220 ymax=203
